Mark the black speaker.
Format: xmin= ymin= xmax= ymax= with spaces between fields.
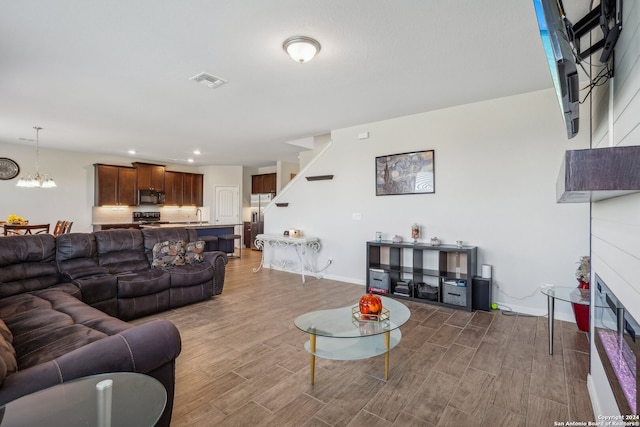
xmin=472 ymin=277 xmax=492 ymax=311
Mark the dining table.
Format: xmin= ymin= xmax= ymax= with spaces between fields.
xmin=2 ymin=223 xmax=50 ymax=236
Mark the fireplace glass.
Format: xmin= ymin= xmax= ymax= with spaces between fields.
xmin=593 ymin=274 xmax=639 ymax=415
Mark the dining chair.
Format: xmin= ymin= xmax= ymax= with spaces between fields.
xmin=3 ymin=224 xmax=50 ymax=236
xmin=62 ymin=221 xmax=73 ymax=234
xmin=53 ymin=221 xmax=65 ymax=236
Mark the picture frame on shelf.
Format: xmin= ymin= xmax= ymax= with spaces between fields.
xmin=375 ymin=150 xmax=435 ymax=196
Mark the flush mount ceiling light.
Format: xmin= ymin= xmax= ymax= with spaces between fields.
xmin=16 ymin=126 xmax=57 ymax=188
xmin=283 ymin=36 xmax=321 ymax=63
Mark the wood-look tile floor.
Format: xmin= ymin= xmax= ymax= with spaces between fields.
xmin=132 ymin=250 xmax=595 ymax=426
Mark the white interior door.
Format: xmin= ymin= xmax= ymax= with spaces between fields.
xmin=214 ymin=185 xmax=240 ymax=225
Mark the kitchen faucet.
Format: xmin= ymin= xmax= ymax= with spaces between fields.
xmin=196 ymin=208 xmax=202 ymax=225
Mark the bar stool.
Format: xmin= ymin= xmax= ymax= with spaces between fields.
xmin=219 ymin=234 xmax=241 ymax=258
xmin=200 ymin=235 xmax=219 ymax=252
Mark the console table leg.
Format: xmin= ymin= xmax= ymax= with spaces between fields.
xmin=294 ymin=246 xmax=306 ymax=284
xmin=309 ymin=334 xmax=316 ymax=385
xmin=252 ymin=251 xmax=265 ymax=273
xmin=384 ymin=331 xmax=390 ymax=381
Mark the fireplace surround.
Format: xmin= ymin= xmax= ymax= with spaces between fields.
xmin=593 ymin=274 xmax=639 ymax=415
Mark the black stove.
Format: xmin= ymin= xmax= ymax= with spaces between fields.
xmin=133 ymin=211 xmax=162 ymax=223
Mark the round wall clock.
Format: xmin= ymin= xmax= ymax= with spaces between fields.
xmin=0 ymin=158 xmax=20 ymax=180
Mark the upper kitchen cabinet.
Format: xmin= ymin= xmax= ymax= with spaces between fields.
xmin=251 ymin=173 xmax=276 ymax=194
xmin=133 ymin=162 xmax=165 ymax=191
xmin=164 ymin=171 xmax=183 ymax=206
xmin=164 ymin=171 xmax=203 ymax=206
xmin=94 ymin=164 xmax=137 ymax=206
xmin=185 ymin=173 xmax=204 ymax=206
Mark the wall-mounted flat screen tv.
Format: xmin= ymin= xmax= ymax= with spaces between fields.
xmin=533 ymin=0 xmax=580 ymax=139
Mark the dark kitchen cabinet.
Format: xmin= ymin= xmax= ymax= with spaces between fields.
xmin=164 ymin=171 xmax=183 ymax=205
xmin=164 ymin=171 xmax=204 ymax=206
xmin=94 ymin=164 xmax=137 ymax=206
xmin=133 ymin=162 xmax=165 ymax=191
xmin=98 ymin=224 xmax=141 ymax=230
xmin=183 ymin=173 xmax=195 ymax=206
xmin=244 ymin=222 xmax=252 ymax=249
xmin=251 ymin=173 xmax=276 ymax=194
xmin=187 ymin=173 xmax=204 ymax=206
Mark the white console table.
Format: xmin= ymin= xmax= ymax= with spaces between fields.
xmin=253 ymin=234 xmax=321 ymax=283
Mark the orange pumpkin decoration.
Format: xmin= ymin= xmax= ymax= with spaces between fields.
xmin=359 ymin=290 xmax=382 ymax=319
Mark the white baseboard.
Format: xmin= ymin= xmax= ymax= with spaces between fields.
xmin=587 ymin=374 xmax=603 ymax=419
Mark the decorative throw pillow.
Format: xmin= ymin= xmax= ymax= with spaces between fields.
xmin=151 ymin=240 xmax=184 ymax=268
xmin=183 ymin=240 xmax=205 ymax=264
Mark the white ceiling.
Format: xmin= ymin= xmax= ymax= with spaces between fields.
xmin=0 ymin=1 xmax=590 ymax=167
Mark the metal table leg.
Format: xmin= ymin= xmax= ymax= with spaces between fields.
xmin=547 ymin=294 xmax=555 ymax=355
xmin=384 ymin=331 xmax=390 ymax=381
xmin=309 ymin=333 xmax=316 ymax=385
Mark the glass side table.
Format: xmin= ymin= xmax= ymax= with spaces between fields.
xmin=0 ymin=372 xmax=166 ymax=427
xmin=540 ymin=286 xmax=605 ymax=355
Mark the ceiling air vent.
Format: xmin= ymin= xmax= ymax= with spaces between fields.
xmin=190 ymin=72 xmax=227 ymax=89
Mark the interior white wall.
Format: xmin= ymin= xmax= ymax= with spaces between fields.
xmin=201 ymin=164 xmax=244 ymax=233
xmin=299 ymin=134 xmax=331 ymax=170
xmin=588 ymin=0 xmax=640 ymax=416
xmin=1 ymin=143 xmax=96 ymax=232
xmin=276 ymin=160 xmax=298 ymax=192
xmin=266 ymin=88 xmax=591 ymax=321
xmin=0 ymin=142 xmax=242 ymax=233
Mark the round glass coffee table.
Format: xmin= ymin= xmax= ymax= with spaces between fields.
xmin=0 ymin=372 xmax=166 ymax=427
xmin=294 ymin=296 xmax=410 ymax=384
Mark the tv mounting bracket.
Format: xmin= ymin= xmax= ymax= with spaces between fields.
xmin=567 ymin=0 xmax=622 ymax=64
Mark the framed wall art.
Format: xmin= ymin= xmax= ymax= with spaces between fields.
xmin=375 ymin=150 xmax=435 ymax=196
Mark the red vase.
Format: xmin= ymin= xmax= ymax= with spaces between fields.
xmin=572 ymin=280 xmax=590 ymax=332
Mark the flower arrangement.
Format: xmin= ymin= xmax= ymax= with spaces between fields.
xmin=576 ymin=256 xmax=590 ymax=284
xmin=7 ymin=214 xmax=27 ymax=225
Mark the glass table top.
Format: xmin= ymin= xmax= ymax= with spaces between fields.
xmin=0 ymin=372 xmax=166 ymax=427
xmin=540 ymin=285 xmax=607 ymax=307
xmin=294 ymin=296 xmax=411 ymax=338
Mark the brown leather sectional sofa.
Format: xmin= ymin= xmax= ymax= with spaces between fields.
xmin=0 ymin=227 xmax=228 ymax=426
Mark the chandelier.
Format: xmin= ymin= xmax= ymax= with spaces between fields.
xmin=16 ymin=126 xmax=57 ymax=188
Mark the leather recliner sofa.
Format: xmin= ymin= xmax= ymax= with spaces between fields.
xmin=0 ymin=228 xmax=228 ymax=426
xmin=55 ymin=227 xmax=227 ymax=319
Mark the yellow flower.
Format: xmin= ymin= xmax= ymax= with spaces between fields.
xmin=7 ymin=214 xmax=25 ymax=224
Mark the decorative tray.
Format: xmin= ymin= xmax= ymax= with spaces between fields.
xmin=352 ymin=306 xmax=390 ymax=322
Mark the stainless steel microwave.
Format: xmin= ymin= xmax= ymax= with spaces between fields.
xmin=138 ymin=190 xmax=165 ymax=205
